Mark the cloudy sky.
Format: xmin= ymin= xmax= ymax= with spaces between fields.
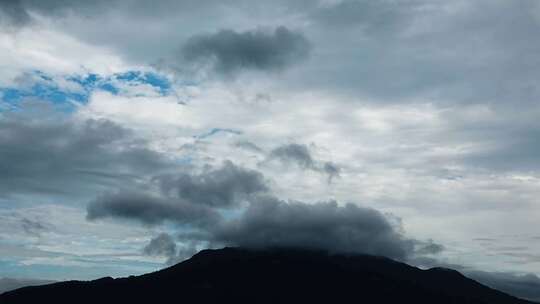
xmin=1 ymin=0 xmax=540 ymax=300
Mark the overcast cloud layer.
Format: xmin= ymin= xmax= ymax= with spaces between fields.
xmin=1 ymin=0 xmax=540 ymax=301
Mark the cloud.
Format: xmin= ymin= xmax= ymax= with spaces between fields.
xmin=181 ymin=26 xmax=311 ymax=75
xmin=194 ymin=128 xmax=242 ymax=140
xmin=0 ymin=0 xmax=31 ymax=27
xmin=4 ymin=1 xmax=540 ymax=299
xmin=86 ymin=191 xmax=220 ymax=228
xmin=156 ymin=160 xmax=268 ymax=208
xmin=234 ymin=141 xmax=264 ymax=153
xmin=4 ymin=0 xmax=540 ymax=106
xmin=268 ymin=143 xmax=315 ymax=169
xmin=143 ymin=233 xmax=176 ymax=258
xmin=414 ymin=240 xmax=444 ymax=255
xmin=212 ymin=196 xmax=416 ymax=261
xmin=312 ymin=0 xmax=410 ymax=33
xmin=0 ymin=0 xmax=112 ymax=29
xmin=89 ymin=191 xmax=431 ymax=262
xmin=322 ymin=162 xmax=341 ymax=183
xmin=0 ymin=106 xmax=169 ymax=198
xmin=142 ymin=232 xmax=199 ymax=266
xmin=243 ymin=0 xmax=538 ymax=106
xmin=266 ymin=143 xmax=340 ymax=182
xmin=86 ymin=160 xmax=270 ymax=233
xmin=86 ymin=161 xmax=432 ymax=262
xmin=0 ymin=0 xmax=231 ymax=63
xmin=20 ymin=218 xmax=48 ymax=236
xmin=0 ymin=0 xmax=107 ymax=22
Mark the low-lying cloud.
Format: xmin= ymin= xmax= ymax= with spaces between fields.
xmin=143 ymin=232 xmax=200 ymax=266
xmin=87 ymin=161 xmax=435 ymax=262
xmin=143 ymin=233 xmax=176 ymax=257
xmin=213 ymin=196 xmax=415 ymax=261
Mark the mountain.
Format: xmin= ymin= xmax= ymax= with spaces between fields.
xmin=0 ymin=278 xmax=55 ymax=295
xmin=0 ymin=247 xmax=535 ymax=304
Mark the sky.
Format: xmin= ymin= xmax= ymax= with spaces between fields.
xmin=1 ymin=0 xmax=540 ymax=300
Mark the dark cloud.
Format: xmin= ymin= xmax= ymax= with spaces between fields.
xmin=86 ymin=160 xmax=271 ymax=230
xmin=414 ymin=240 xmax=444 ymax=255
xmin=0 ymin=0 xmax=254 ymax=62
xmin=0 ymin=108 xmax=169 ymax=198
xmin=0 ymin=0 xmax=222 ymax=23
xmin=322 ymin=162 xmax=341 ymax=183
xmin=212 ymin=196 xmax=416 ymax=261
xmin=20 ymin=218 xmax=48 ymax=236
xmin=268 ymin=143 xmax=315 ymax=169
xmin=0 ymin=0 xmax=31 ymax=27
xmin=181 ymin=26 xmax=311 ymax=75
xmin=143 ymin=232 xmax=199 ymax=266
xmin=85 ymin=161 xmax=433 ymax=262
xmin=234 ymin=141 xmax=264 ymax=153
xmin=143 ymin=233 xmax=176 ymax=258
xmin=86 ymin=191 xmax=220 ymax=228
xmin=156 ymin=160 xmax=268 ymax=208
xmin=266 ymin=143 xmax=340 ymax=182
xmin=0 ymin=0 xmax=109 ymax=27
xmin=90 ymin=192 xmax=430 ymax=262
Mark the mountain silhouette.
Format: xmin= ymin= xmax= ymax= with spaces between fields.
xmin=0 ymin=247 xmax=535 ymax=304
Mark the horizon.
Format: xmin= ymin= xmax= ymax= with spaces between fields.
xmin=1 ymin=0 xmax=540 ymax=301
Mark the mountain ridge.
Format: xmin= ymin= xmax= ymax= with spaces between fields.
xmin=1 ymin=247 xmax=536 ymax=304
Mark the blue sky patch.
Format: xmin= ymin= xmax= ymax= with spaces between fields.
xmin=1 ymin=70 xmax=172 ymax=112
xmin=115 ymin=71 xmax=171 ymax=95
xmin=0 ymin=79 xmax=84 ymax=112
